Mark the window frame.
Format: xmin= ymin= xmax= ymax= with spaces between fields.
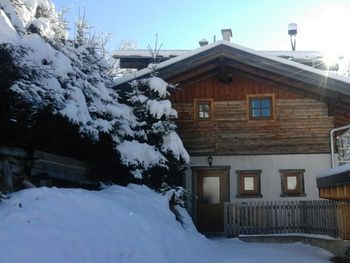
xmin=280 ymin=169 xmax=306 ymax=197
xmin=236 ymin=170 xmax=263 ymax=198
xmin=247 ymin=94 xmax=275 ymax=121
xmin=194 ymin=99 xmax=213 ymax=121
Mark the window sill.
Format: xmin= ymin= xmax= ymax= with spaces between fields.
xmin=236 ymin=194 xmax=263 ymax=199
xmin=280 ymin=193 xmax=306 ymax=197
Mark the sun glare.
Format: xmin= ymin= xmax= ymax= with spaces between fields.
xmin=300 ymin=5 xmax=350 ymax=74
xmin=301 ymin=6 xmax=350 ymax=56
xmin=322 ymin=52 xmax=342 ymax=68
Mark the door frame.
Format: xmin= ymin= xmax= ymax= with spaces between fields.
xmin=191 ymin=166 xmax=230 ymax=228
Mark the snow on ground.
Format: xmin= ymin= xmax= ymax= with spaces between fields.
xmin=0 ymin=185 xmax=333 ymax=263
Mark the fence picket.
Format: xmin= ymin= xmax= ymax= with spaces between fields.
xmin=224 ymin=199 xmax=348 ymax=239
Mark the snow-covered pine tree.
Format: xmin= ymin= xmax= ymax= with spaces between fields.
xmin=119 ymin=76 xmax=190 ymax=191
xmin=0 ymin=0 xmax=135 ymax=184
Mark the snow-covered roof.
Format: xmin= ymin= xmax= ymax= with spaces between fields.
xmin=113 ymin=49 xmax=327 ymax=61
xmin=316 ymin=163 xmax=350 ymax=191
xmin=113 ymin=49 xmax=187 ymax=58
xmin=317 ymin=163 xmax=350 ymax=178
xmin=262 ymin=51 xmax=324 ymax=59
xmin=114 ymin=40 xmax=350 ymax=95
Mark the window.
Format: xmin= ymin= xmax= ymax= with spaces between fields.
xmin=202 ymin=176 xmax=220 ymax=204
xmin=194 ymin=100 xmax=212 ymax=121
xmin=236 ymin=170 xmax=262 ymax=198
xmin=247 ymin=95 xmax=274 ymax=120
xmin=280 ymin=169 xmax=306 ymax=197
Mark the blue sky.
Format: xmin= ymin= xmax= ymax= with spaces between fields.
xmin=53 ymin=0 xmax=350 ymax=54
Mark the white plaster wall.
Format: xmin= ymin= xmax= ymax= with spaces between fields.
xmin=185 ymin=154 xmax=331 ymax=203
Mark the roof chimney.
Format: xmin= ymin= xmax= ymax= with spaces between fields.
xmin=288 ymin=23 xmax=298 ymax=51
xmin=199 ymin=38 xmax=209 ymax=47
xmin=221 ymin=29 xmax=232 ymax=42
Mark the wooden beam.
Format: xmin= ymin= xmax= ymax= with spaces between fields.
xmin=218 ymin=56 xmax=233 ymax=84
xmin=159 ymin=47 xmax=226 ymax=80
xmin=171 ymin=69 xmax=220 ymax=88
xmin=168 ymin=61 xmax=220 ymax=84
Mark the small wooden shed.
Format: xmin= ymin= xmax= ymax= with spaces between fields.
xmin=317 ymin=165 xmax=350 ymax=200
xmin=317 ymin=165 xmax=350 ymax=240
xmin=0 ymin=146 xmax=98 ymax=193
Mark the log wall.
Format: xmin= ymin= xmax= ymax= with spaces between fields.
xmin=172 ymin=74 xmax=334 ymax=155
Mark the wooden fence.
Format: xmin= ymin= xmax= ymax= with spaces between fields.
xmin=337 ymin=201 xmax=350 ymax=240
xmin=224 ymin=200 xmax=350 ymax=240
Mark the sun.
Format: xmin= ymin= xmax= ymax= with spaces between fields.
xmin=299 ymin=5 xmax=350 ymax=74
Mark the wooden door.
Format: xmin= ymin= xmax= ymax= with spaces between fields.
xmin=196 ymin=169 xmax=229 ymax=233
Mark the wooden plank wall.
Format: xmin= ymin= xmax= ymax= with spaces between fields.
xmin=172 ymin=74 xmax=302 ymax=102
xmin=337 ymin=201 xmax=350 ymax=240
xmin=31 ymin=151 xmax=93 ymax=184
xmin=319 ymin=185 xmax=350 ymax=200
xmin=174 ymin=99 xmax=333 ymax=155
xmin=172 ymin=74 xmax=334 ymax=155
xmin=224 ymin=200 xmax=346 ymax=239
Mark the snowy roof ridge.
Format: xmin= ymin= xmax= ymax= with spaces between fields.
xmin=262 ymin=51 xmax=325 ymax=59
xmin=113 ymin=49 xmax=188 ymax=58
xmin=114 ymin=49 xmax=328 ymax=59
xmin=114 ymin=40 xmax=350 ymax=88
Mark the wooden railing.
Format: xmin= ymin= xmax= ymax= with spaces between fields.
xmin=224 ymin=200 xmax=350 ymax=239
xmin=337 ymin=129 xmax=350 ymax=165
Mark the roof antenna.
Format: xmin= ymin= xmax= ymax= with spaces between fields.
xmin=147 ymin=33 xmax=163 ymax=71
xmin=288 ymin=23 xmax=297 ymax=51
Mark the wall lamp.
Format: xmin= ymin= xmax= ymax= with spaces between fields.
xmin=207 ymin=155 xmax=213 ymax=167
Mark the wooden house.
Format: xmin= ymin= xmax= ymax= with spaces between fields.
xmin=115 ymin=37 xmax=350 ymax=233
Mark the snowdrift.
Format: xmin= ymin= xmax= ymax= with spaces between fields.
xmin=0 ymin=186 xmax=332 ymax=263
xmin=0 ymin=185 xmax=212 ymax=263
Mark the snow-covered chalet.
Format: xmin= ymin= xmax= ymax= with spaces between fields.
xmin=114 ymin=29 xmax=350 ymax=233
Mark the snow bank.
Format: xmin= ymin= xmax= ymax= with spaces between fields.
xmin=0 ymin=186 xmax=332 ymax=263
xmin=0 ymin=185 xmax=211 ymax=263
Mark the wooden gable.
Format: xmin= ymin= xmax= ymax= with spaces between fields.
xmin=115 ymin=42 xmax=350 ymax=156
xmin=153 ymin=43 xmax=350 ymax=127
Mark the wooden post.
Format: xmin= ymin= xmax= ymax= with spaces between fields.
xmin=2 ymin=160 xmax=14 ymax=192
